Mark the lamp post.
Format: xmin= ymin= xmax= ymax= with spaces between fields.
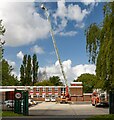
xmin=41 ymin=4 xmax=68 ymax=86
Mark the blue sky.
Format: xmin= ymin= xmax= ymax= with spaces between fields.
xmin=0 ymin=1 xmax=105 ymax=83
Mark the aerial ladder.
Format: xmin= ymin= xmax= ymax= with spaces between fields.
xmin=41 ymin=4 xmax=70 ymax=103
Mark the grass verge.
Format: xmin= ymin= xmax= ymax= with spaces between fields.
xmin=87 ymin=114 xmax=114 ymax=120
xmin=1 ymin=111 xmax=23 ymax=117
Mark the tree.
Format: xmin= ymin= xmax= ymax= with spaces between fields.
xmin=0 ymin=20 xmax=5 ymax=85
xmin=20 ymin=54 xmax=39 ymax=86
xmin=76 ymin=73 xmax=98 ymax=93
xmin=2 ymin=59 xmax=19 ymax=86
xmin=32 ymin=54 xmax=39 ymax=85
xmin=35 ymin=80 xmax=53 ymax=86
xmin=35 ymin=76 xmax=63 ymax=86
xmin=85 ymin=2 xmax=114 ymax=91
xmin=0 ymin=20 xmax=5 ymax=60
xmin=20 ymin=54 xmax=32 ymax=85
xmin=0 ymin=20 xmax=5 ymax=35
xmin=20 ymin=54 xmax=27 ymax=85
xmin=20 ymin=65 xmax=24 ymax=85
xmin=49 ymin=76 xmax=63 ymax=86
xmin=26 ymin=55 xmax=32 ymax=85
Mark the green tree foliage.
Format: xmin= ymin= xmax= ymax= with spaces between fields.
xmin=35 ymin=80 xmax=53 ymax=86
xmin=49 ymin=76 xmax=63 ymax=86
xmin=0 ymin=20 xmax=5 ymax=85
xmin=20 ymin=54 xmax=32 ymax=85
xmin=2 ymin=59 xmax=19 ymax=86
xmin=0 ymin=20 xmax=5 ymax=36
xmin=20 ymin=65 xmax=24 ymax=85
xmin=20 ymin=54 xmax=39 ymax=86
xmin=76 ymin=73 xmax=98 ymax=93
xmin=0 ymin=20 xmax=5 ymax=59
xmin=32 ymin=54 xmax=39 ymax=85
xmin=26 ymin=55 xmax=32 ymax=85
xmin=20 ymin=54 xmax=27 ymax=85
xmin=85 ymin=2 xmax=114 ymax=91
xmin=35 ymin=76 xmax=63 ymax=86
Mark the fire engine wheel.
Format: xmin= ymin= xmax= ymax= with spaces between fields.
xmin=92 ymin=104 xmax=95 ymax=106
xmin=95 ymin=101 xmax=97 ymax=107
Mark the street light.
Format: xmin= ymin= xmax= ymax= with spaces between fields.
xmin=41 ymin=4 xmax=68 ymax=86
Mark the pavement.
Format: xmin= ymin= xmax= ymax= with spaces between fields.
xmin=2 ymin=102 xmax=109 ymax=120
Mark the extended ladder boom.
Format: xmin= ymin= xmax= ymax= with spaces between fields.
xmin=44 ymin=6 xmax=68 ymax=86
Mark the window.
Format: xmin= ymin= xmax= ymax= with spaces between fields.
xmin=36 ymin=87 xmax=39 ymax=92
xmin=36 ymin=95 xmax=39 ymax=98
xmin=48 ymin=87 xmax=52 ymax=92
xmin=43 ymin=87 xmax=45 ymax=92
xmin=42 ymin=94 xmax=45 ymax=98
xmin=33 ymin=95 xmax=37 ymax=98
xmin=61 ymin=88 xmax=66 ymax=94
xmin=55 ymin=87 xmax=58 ymax=92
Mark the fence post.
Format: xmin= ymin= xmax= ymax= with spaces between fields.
xmin=109 ymin=90 xmax=114 ymax=114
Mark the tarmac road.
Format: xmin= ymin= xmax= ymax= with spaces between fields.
xmin=2 ymin=102 xmax=109 ymax=120
xmin=29 ymin=102 xmax=109 ymax=116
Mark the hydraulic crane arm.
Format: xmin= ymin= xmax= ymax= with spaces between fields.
xmin=41 ymin=4 xmax=68 ymax=86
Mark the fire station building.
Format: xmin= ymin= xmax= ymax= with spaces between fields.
xmin=0 ymin=82 xmax=92 ymax=102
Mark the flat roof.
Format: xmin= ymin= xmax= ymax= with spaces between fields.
xmin=69 ymin=86 xmax=83 ymax=88
xmin=70 ymin=82 xmax=82 ymax=84
xmin=0 ymin=89 xmax=14 ymax=92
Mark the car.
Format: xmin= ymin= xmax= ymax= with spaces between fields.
xmin=6 ymin=100 xmax=14 ymax=108
xmin=51 ymin=96 xmax=56 ymax=102
xmin=45 ymin=97 xmax=50 ymax=102
xmin=28 ymin=99 xmax=37 ymax=106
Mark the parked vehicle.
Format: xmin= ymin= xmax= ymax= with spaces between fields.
xmin=60 ymin=96 xmax=68 ymax=104
xmin=6 ymin=100 xmax=14 ymax=108
xmin=45 ymin=96 xmax=50 ymax=102
xmin=91 ymin=89 xmax=109 ymax=107
xmin=28 ymin=99 xmax=37 ymax=106
xmin=51 ymin=96 xmax=56 ymax=102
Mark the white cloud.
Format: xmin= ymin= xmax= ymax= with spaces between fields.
xmin=40 ymin=59 xmax=96 ymax=85
xmin=17 ymin=51 xmax=24 ymax=60
xmin=55 ymin=0 xmax=67 ymax=18
xmin=0 ymin=2 xmax=50 ymax=47
xmin=7 ymin=59 xmax=16 ymax=68
xmin=67 ymin=4 xmax=89 ymax=22
xmin=6 ymin=59 xmax=18 ymax=77
xmin=53 ymin=1 xmax=90 ymax=35
xmin=80 ymin=0 xmax=96 ymax=5
xmin=59 ymin=31 xmax=77 ymax=36
xmin=31 ymin=45 xmax=45 ymax=54
xmin=75 ymin=23 xmax=85 ymax=28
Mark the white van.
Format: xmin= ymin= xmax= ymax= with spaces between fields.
xmin=45 ymin=96 xmax=50 ymax=102
xmin=51 ymin=96 xmax=56 ymax=102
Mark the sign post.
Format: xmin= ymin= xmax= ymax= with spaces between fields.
xmin=14 ymin=89 xmax=29 ymax=115
xmin=14 ymin=89 xmax=22 ymax=114
xmin=23 ymin=91 xmax=29 ymax=116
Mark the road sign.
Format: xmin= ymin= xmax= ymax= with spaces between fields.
xmin=15 ymin=92 xmax=22 ymax=99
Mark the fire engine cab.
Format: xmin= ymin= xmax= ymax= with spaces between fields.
xmin=91 ymin=89 xmax=109 ymax=107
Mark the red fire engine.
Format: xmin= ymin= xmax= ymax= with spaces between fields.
xmin=91 ymin=89 xmax=109 ymax=107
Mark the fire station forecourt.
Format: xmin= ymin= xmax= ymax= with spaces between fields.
xmin=1 ymin=101 xmax=109 ymax=120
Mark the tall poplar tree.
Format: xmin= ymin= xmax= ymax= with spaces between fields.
xmin=26 ymin=55 xmax=32 ymax=85
xmin=20 ymin=54 xmax=27 ymax=85
xmin=85 ymin=2 xmax=114 ymax=91
xmin=20 ymin=65 xmax=24 ymax=85
xmin=32 ymin=54 xmax=39 ymax=85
